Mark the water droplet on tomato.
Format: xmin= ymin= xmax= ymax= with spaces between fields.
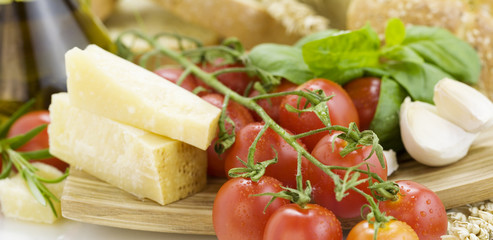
xmin=426 ymin=199 xmax=432 ymax=205
xmin=420 ymin=211 xmax=426 ymax=217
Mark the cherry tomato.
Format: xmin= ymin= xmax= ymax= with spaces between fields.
xmin=263 ymin=203 xmax=343 ymax=240
xmin=213 ymin=176 xmax=289 ymax=240
xmin=224 ymin=122 xmax=308 ymax=188
xmin=343 ymin=77 xmax=381 ymax=131
xmin=379 ymin=180 xmax=448 ymax=240
xmin=201 ymin=93 xmax=254 ymax=177
xmin=249 ymin=80 xmax=297 ymax=122
xmin=279 ymin=78 xmax=359 ymax=151
xmin=154 ymin=67 xmax=201 ymax=92
xmin=347 ymin=219 xmax=419 ymax=240
xmin=200 ymin=59 xmax=257 ymax=95
xmin=7 ymin=110 xmax=68 ymax=172
xmin=307 ymin=132 xmax=387 ymax=219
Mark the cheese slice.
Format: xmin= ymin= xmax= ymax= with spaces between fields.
xmin=48 ymin=93 xmax=207 ymax=205
xmin=0 ymin=163 xmax=65 ymax=224
xmin=65 ymin=44 xmax=220 ymax=150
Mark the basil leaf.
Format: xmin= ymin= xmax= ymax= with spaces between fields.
xmin=381 ymin=45 xmax=424 ymax=64
xmin=369 ymin=77 xmax=407 ymax=151
xmin=385 ymin=18 xmax=406 ymax=46
xmin=386 ymin=62 xmax=452 ymax=103
xmin=403 ymin=26 xmax=481 ymax=84
xmin=248 ymin=44 xmax=314 ymax=85
xmin=294 ymin=29 xmax=340 ymax=48
xmin=302 ymin=25 xmax=381 ymax=85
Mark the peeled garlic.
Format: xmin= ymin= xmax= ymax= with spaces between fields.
xmin=434 ymin=78 xmax=493 ymax=133
xmin=400 ymin=97 xmax=477 ymax=166
xmin=383 ymin=149 xmax=398 ymax=176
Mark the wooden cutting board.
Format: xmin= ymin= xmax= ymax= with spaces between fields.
xmin=61 ymin=126 xmax=493 ymax=235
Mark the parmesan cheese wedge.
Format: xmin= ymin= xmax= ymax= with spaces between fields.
xmin=48 ymin=93 xmax=207 ymax=205
xmin=65 ymin=44 xmax=220 ymax=150
xmin=0 ymin=163 xmax=65 ymax=224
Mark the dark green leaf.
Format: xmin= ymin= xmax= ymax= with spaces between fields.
xmin=20 ymin=149 xmax=52 ymax=160
xmin=386 ymin=61 xmax=451 ymax=103
xmin=369 ymin=77 xmax=408 ymax=151
xmin=403 ymin=26 xmax=481 ymax=84
xmin=248 ymin=44 xmax=315 ymax=85
xmin=10 ymin=124 xmax=47 ymax=150
xmin=0 ymin=99 xmax=35 ymax=138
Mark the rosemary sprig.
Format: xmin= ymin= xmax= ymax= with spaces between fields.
xmin=0 ymin=100 xmax=69 ymax=217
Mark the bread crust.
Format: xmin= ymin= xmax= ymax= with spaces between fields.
xmin=347 ymin=0 xmax=493 ymax=100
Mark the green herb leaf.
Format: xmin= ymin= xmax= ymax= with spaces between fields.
xmin=294 ymin=29 xmax=340 ymax=48
xmin=248 ymin=44 xmax=314 ymax=85
xmin=386 ymin=61 xmax=451 ymax=103
xmin=369 ymin=76 xmax=407 ymax=151
xmin=0 ymin=99 xmax=35 ymax=138
xmin=302 ymin=25 xmax=381 ymax=85
xmin=384 ymin=18 xmax=406 ymax=46
xmin=403 ymin=26 xmax=481 ymax=84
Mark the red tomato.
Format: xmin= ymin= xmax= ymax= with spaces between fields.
xmin=249 ymin=80 xmax=297 ymax=122
xmin=224 ymin=122 xmax=308 ymax=188
xmin=263 ymin=203 xmax=343 ymax=240
xmin=307 ymin=132 xmax=387 ymax=219
xmin=343 ymin=77 xmax=381 ymax=131
xmin=201 ymin=93 xmax=254 ymax=177
xmin=213 ymin=176 xmax=289 ymax=240
xmin=347 ymin=219 xmax=419 ymax=240
xmin=7 ymin=110 xmax=68 ymax=172
xmin=200 ymin=59 xmax=257 ymax=95
xmin=379 ymin=180 xmax=448 ymax=240
xmin=279 ymin=78 xmax=359 ymax=151
xmin=154 ymin=67 xmax=200 ymax=92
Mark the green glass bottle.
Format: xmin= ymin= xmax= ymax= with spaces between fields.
xmin=0 ymin=0 xmax=115 ymax=121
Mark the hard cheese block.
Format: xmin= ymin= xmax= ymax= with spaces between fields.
xmin=48 ymin=93 xmax=207 ymax=205
xmin=65 ymin=44 xmax=220 ymax=150
xmin=0 ymin=163 xmax=65 ymax=224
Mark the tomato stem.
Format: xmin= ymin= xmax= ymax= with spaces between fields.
xmin=119 ymin=31 xmax=399 ymax=229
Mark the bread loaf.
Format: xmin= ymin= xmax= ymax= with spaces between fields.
xmin=346 ymin=0 xmax=493 ymax=100
xmin=151 ymin=0 xmax=329 ymax=48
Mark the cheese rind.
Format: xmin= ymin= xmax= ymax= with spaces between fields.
xmin=65 ymin=45 xmax=220 ymax=150
xmin=0 ymin=163 xmax=65 ymax=224
xmin=48 ymin=93 xmax=207 ymax=205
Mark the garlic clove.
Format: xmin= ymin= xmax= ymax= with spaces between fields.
xmin=434 ymin=78 xmax=493 ymax=133
xmin=383 ymin=149 xmax=398 ymax=176
xmin=400 ymin=97 xmax=478 ymax=167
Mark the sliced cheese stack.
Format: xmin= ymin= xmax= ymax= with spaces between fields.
xmin=65 ymin=45 xmax=220 ymax=150
xmin=0 ymin=163 xmax=65 ymax=224
xmin=49 ymin=93 xmax=207 ymax=205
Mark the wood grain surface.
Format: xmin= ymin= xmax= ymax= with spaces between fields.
xmin=61 ymin=127 xmax=493 ymax=235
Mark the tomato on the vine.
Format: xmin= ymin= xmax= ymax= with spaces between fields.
xmin=307 ymin=132 xmax=387 ymax=219
xmin=343 ymin=77 xmax=381 ymax=131
xmin=279 ymin=78 xmax=359 ymax=151
xmin=213 ymin=176 xmax=288 ymax=240
xmin=201 ymin=93 xmax=254 ymax=177
xmin=263 ymin=203 xmax=343 ymax=240
xmin=154 ymin=67 xmax=201 ymax=92
xmin=379 ymin=180 xmax=448 ymax=240
xmin=200 ymin=60 xmax=257 ymax=95
xmin=224 ymin=122 xmax=308 ymax=188
xmin=249 ymin=80 xmax=297 ymax=122
xmin=347 ymin=219 xmax=419 ymax=240
xmin=7 ymin=110 xmax=68 ymax=172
